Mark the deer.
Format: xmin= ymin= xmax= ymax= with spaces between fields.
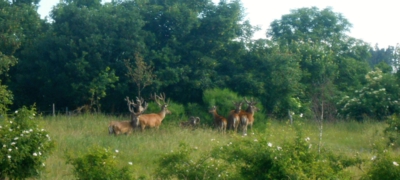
xmin=137 ymin=93 xmax=171 ymax=131
xmin=227 ymin=101 xmax=243 ymax=132
xmin=239 ymin=97 xmax=259 ymax=136
xmin=208 ymin=106 xmax=227 ymax=133
xmin=108 ymin=96 xmax=148 ymax=135
xmin=180 ymin=116 xmax=201 ymax=129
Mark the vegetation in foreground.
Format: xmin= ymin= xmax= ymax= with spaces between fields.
xmin=9 ymin=113 xmax=393 ymax=180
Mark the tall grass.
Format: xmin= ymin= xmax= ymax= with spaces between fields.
xmin=38 ymin=114 xmax=391 ymax=179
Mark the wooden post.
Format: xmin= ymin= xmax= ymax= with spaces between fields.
xmin=53 ymin=103 xmax=55 ymax=117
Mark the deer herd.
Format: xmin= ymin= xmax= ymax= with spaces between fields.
xmin=108 ymin=93 xmax=258 ymax=136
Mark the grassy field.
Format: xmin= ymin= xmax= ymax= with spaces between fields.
xmin=37 ymin=114 xmax=390 ymax=179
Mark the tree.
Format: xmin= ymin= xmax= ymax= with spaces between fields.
xmin=124 ymin=53 xmax=156 ymax=98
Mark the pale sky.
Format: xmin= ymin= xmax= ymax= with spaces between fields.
xmin=38 ymin=0 xmax=400 ymax=49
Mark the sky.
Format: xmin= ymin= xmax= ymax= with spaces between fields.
xmin=38 ymin=0 xmax=400 ymax=49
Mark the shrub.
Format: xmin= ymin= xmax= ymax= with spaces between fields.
xmin=337 ymin=68 xmax=400 ymax=120
xmin=361 ymin=150 xmax=400 ymax=180
xmin=155 ymin=123 xmax=358 ymax=179
xmin=0 ymin=106 xmax=55 ymax=179
xmin=384 ymin=114 xmax=400 ymax=148
xmin=66 ymin=145 xmax=133 ymax=180
xmin=156 ymin=142 xmax=233 ymax=179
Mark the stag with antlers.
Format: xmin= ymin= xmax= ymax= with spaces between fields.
xmin=209 ymin=106 xmax=227 ymax=133
xmin=136 ymin=93 xmax=171 ymax=131
xmin=108 ymin=96 xmax=148 ymax=135
xmin=239 ymin=97 xmax=259 ymax=135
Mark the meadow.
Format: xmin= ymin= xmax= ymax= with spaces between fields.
xmin=37 ymin=114 xmax=390 ymax=179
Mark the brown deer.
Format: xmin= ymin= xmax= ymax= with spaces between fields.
xmin=209 ymin=106 xmax=227 ymax=133
xmin=108 ymin=97 xmax=148 ymax=135
xmin=137 ymin=93 xmax=171 ymax=131
xmin=227 ymin=101 xmax=243 ymax=132
xmin=239 ymin=97 xmax=258 ymax=135
xmin=180 ymin=116 xmax=201 ymax=129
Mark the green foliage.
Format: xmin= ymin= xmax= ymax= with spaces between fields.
xmin=0 ymin=106 xmax=55 ymax=179
xmin=156 ymin=142 xmax=232 ymax=179
xmin=156 ymin=123 xmax=357 ymax=179
xmin=203 ymin=88 xmax=242 ymax=116
xmin=361 ymin=150 xmax=400 ymax=180
xmin=338 ymin=68 xmax=400 ymax=120
xmin=66 ymin=145 xmax=133 ymax=180
xmin=0 ymin=82 xmax=13 ymax=114
xmin=385 ymin=114 xmax=400 ymax=148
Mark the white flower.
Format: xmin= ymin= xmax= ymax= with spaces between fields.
xmin=268 ymin=142 xmax=272 ymax=147
xmin=305 ymin=137 xmax=310 ymax=142
xmin=14 ymin=137 xmax=18 ymax=140
xmin=42 ymin=163 xmax=45 ymax=167
xmin=309 ymin=144 xmax=312 ymax=149
xmin=15 ymin=110 xmax=18 ymax=114
xmin=29 ymin=129 xmax=33 ymax=132
xmin=277 ymin=146 xmax=282 ymax=151
xmin=115 ymin=149 xmax=119 ymax=153
xmin=8 ymin=148 xmax=12 ymax=152
xmin=33 ymin=152 xmax=38 ymax=156
xmin=394 ymin=161 xmax=399 ymax=166
xmin=7 ymin=155 xmax=11 ymax=159
xmin=211 ymin=139 xmax=215 ymax=141
xmin=194 ymin=146 xmax=198 ymax=150
xmin=9 ymin=128 xmax=12 ymax=132
xmin=254 ymin=139 xmax=258 ymax=142
xmin=11 ymin=142 xmax=16 ymax=145
xmin=371 ymin=156 xmax=376 ymax=161
xmin=33 ymin=113 xmax=35 ymax=116
xmin=39 ymin=152 xmax=42 ymax=156
xmin=0 ymin=125 xmax=2 ymax=129
xmin=3 ymin=144 xmax=6 ymax=148
xmin=128 ymin=162 xmax=133 ymax=165
xmin=300 ymin=113 xmax=303 ymax=118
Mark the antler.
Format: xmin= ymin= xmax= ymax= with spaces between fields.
xmin=125 ymin=96 xmax=148 ymax=114
xmin=244 ymin=97 xmax=257 ymax=105
xmin=151 ymin=92 xmax=169 ymax=107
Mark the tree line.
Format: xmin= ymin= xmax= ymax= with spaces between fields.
xmin=1 ymin=0 xmax=400 ymax=120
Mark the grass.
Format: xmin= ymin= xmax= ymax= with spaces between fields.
xmin=36 ymin=114 xmax=393 ymax=179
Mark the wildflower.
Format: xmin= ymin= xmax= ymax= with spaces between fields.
xmin=305 ymin=137 xmax=310 ymax=142
xmin=211 ymin=139 xmax=215 ymax=141
xmin=254 ymin=139 xmax=258 ymax=142
xmin=128 ymin=162 xmax=133 ymax=165
xmin=309 ymin=144 xmax=312 ymax=149
xmin=194 ymin=146 xmax=198 ymax=150
xmin=394 ymin=161 xmax=399 ymax=166
xmin=371 ymin=156 xmax=376 ymax=161
xmin=39 ymin=152 xmax=42 ymax=156
xmin=14 ymin=137 xmax=18 ymax=140
xmin=9 ymin=128 xmax=12 ymax=132
xmin=300 ymin=113 xmax=303 ymax=118
xmin=42 ymin=163 xmax=45 ymax=167
xmin=15 ymin=110 xmax=18 ymax=114
xmin=8 ymin=155 xmax=11 ymax=159
xmin=0 ymin=125 xmax=2 ymax=129
xmin=29 ymin=129 xmax=33 ymax=132
xmin=268 ymin=142 xmax=272 ymax=147
xmin=277 ymin=146 xmax=282 ymax=151
xmin=3 ymin=144 xmax=6 ymax=148
xmin=115 ymin=149 xmax=119 ymax=153
xmin=11 ymin=142 xmax=16 ymax=145
xmin=8 ymin=148 xmax=12 ymax=152
xmin=33 ymin=152 xmax=38 ymax=156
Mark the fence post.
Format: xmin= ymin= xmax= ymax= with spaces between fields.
xmin=53 ymin=104 xmax=55 ymax=117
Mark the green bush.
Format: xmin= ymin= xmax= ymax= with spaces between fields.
xmin=337 ymin=68 xmax=400 ymax=120
xmin=155 ymin=123 xmax=358 ymax=179
xmin=156 ymin=142 xmax=233 ymax=179
xmin=66 ymin=145 xmax=133 ymax=180
xmin=361 ymin=150 xmax=400 ymax=180
xmin=0 ymin=106 xmax=55 ymax=179
xmin=384 ymin=114 xmax=400 ymax=148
